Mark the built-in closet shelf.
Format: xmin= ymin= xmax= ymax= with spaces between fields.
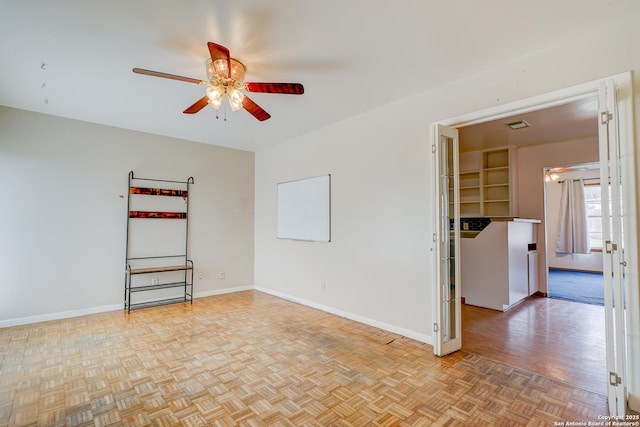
xmin=124 ymin=171 xmax=195 ymax=313
xmin=457 ymin=147 xmax=517 ymax=217
xmin=454 ymin=169 xmax=481 ymax=214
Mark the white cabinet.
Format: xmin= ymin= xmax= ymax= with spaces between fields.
xmin=461 ymin=219 xmax=538 ymax=311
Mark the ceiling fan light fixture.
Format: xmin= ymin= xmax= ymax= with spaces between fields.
xmin=206 ymin=85 xmax=224 ymax=109
xmin=206 ymin=58 xmax=246 ymax=82
xmin=134 ymin=41 xmax=302 ymax=121
xmin=227 ymin=88 xmax=245 ymax=111
xmin=208 ymin=59 xmax=228 ymax=79
xmin=545 ymin=171 xmax=560 ymax=182
xmin=229 ymin=59 xmax=246 ymax=82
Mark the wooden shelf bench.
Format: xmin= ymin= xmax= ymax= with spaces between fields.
xmin=124 ymin=171 xmax=195 ymax=313
xmin=129 ymin=265 xmax=193 ymax=275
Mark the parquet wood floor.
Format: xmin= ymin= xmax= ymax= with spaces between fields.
xmin=1 ymin=291 xmax=609 ymax=426
xmin=462 ymin=296 xmax=607 ymax=395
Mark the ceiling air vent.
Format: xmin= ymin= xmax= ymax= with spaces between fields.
xmin=506 ymin=120 xmax=530 ymax=130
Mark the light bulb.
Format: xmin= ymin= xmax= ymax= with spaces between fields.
xmin=212 ymin=59 xmax=229 ymax=77
xmin=545 ymin=172 xmax=560 ymax=182
xmin=206 ymin=85 xmax=224 ymax=109
xmin=208 ymin=97 xmax=222 ymax=109
xmin=227 ymin=88 xmax=245 ymax=111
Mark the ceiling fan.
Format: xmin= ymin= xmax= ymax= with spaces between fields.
xmin=133 ymin=42 xmax=304 ymax=121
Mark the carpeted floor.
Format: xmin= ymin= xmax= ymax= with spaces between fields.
xmin=548 ymin=268 xmax=604 ymax=306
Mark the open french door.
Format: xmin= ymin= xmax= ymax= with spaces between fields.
xmin=432 ymin=124 xmax=462 ymax=356
xmin=599 ymin=79 xmax=628 ymax=416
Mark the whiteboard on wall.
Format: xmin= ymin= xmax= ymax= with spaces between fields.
xmin=277 ymin=174 xmax=331 ymax=242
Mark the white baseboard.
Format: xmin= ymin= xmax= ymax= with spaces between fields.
xmin=0 ymin=286 xmax=254 ymax=329
xmin=195 ymin=285 xmax=254 ymax=299
xmin=254 ymin=286 xmax=432 ymax=345
xmin=0 ymin=304 xmax=122 ymax=329
xmin=1 ymin=286 xmax=432 ymax=349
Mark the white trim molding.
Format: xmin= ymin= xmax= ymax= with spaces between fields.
xmin=254 ymin=286 xmax=433 ymax=345
xmin=194 ymin=285 xmax=254 ymax=299
xmin=0 ymin=304 xmax=121 ymax=328
xmin=0 ymin=285 xmax=255 ymax=328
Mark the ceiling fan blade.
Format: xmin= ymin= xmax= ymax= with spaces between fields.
xmin=183 ymin=96 xmax=209 ymax=114
xmin=243 ymin=96 xmax=271 ymax=121
xmin=244 ymin=82 xmax=304 ymax=95
xmin=132 ymin=68 xmax=205 ymax=85
xmin=207 ymin=42 xmax=231 ymax=78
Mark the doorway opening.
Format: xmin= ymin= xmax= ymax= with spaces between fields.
xmin=455 ymin=99 xmax=605 ymax=394
xmin=432 ymin=72 xmax=636 ymax=415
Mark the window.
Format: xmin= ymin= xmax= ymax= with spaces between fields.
xmin=584 ymin=183 xmax=610 ymax=250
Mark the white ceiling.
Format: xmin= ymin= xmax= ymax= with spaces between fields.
xmin=459 ymin=97 xmax=599 ymax=152
xmin=0 ymin=1 xmax=636 ymax=151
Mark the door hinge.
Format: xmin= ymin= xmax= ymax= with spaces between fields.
xmin=431 ymin=144 xmax=437 ymax=154
xmin=605 ymin=240 xmax=618 ymax=254
xmin=432 ymin=233 xmax=437 ymax=243
xmin=601 ymin=111 xmax=613 ymax=125
xmin=433 ymin=323 xmax=439 ymax=333
xmin=609 ymin=371 xmax=622 ymax=387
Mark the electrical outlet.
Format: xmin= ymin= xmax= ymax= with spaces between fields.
xmin=217 ymin=272 xmax=226 ymax=280
xmin=151 ymin=277 xmax=159 ymax=286
xmin=321 ymin=281 xmax=326 ymax=290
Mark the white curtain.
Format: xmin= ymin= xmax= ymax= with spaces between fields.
xmin=556 ymin=178 xmax=591 ymax=254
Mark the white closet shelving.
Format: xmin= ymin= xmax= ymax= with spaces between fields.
xmin=456 ymin=147 xmax=517 ymax=217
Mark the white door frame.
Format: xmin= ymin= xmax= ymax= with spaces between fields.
xmin=430 ymin=71 xmax=637 ymax=413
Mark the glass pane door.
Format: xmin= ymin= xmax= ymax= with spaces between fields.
xmin=433 ymin=124 xmax=461 ymax=356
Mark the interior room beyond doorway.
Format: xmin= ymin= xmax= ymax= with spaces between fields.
xmin=544 ymin=163 xmax=605 ymax=306
xmin=456 ymin=97 xmax=603 ymax=393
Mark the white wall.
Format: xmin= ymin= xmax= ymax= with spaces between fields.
xmin=516 ymin=137 xmax=600 ymax=291
xmin=254 ymin=108 xmax=433 ymax=342
xmin=546 ymin=169 xmax=603 ymax=273
xmin=254 ymin=16 xmax=640 ymax=407
xmin=0 ymin=107 xmax=255 ymax=324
